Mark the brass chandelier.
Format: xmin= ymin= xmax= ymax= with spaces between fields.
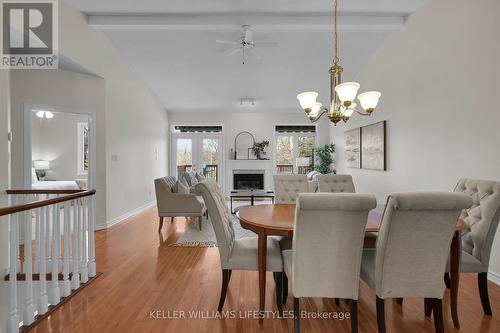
xmin=297 ymin=0 xmax=381 ymax=125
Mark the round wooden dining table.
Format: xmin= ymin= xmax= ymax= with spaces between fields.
xmin=237 ymin=203 xmax=464 ymax=328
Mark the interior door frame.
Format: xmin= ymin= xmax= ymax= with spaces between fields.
xmin=23 ymin=103 xmax=97 ymax=190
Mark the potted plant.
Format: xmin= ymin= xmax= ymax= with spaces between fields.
xmin=314 ymin=143 xmax=336 ymax=174
xmin=252 ymin=140 xmax=270 ymax=160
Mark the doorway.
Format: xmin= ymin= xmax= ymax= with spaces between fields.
xmin=24 ymin=104 xmax=96 ymax=191
xmin=172 ymin=129 xmax=223 ymax=187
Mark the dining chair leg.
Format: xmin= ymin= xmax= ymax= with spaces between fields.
xmin=218 ymin=269 xmax=231 ymax=311
xmin=275 ymin=272 xmax=284 ymax=315
xmin=376 ymin=296 xmax=386 ymax=333
xmin=294 ymin=297 xmax=300 ymax=333
xmin=349 ymin=299 xmax=358 ymax=333
xmin=444 ymin=273 xmax=451 ymax=289
xmin=478 ymin=272 xmax=493 ymax=315
xmin=158 ymin=217 xmax=164 ymax=232
xmin=198 ymin=216 xmax=202 ymax=230
xmin=432 ymin=298 xmax=444 ymax=333
xmin=283 ymin=272 xmax=288 ymax=304
xmin=424 ymin=298 xmax=433 ymax=316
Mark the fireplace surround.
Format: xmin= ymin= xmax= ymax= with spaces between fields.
xmin=233 ymin=169 xmax=265 ymax=190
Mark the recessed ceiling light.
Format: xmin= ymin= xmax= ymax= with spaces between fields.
xmin=239 ymin=98 xmax=256 ymax=106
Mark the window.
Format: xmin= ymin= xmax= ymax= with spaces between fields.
xmin=275 ymin=125 xmax=316 ymax=174
xmin=77 ymin=122 xmax=89 ymax=175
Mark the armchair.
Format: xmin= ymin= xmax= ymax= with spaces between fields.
xmin=154 ymin=176 xmax=205 ymax=232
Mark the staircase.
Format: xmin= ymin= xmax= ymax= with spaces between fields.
xmin=1 ymin=189 xmax=98 ymax=333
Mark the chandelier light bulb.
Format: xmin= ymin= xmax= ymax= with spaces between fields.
xmin=358 ymin=91 xmax=381 ymax=111
xmin=310 ymin=102 xmax=322 ymax=117
xmin=343 ymin=102 xmax=356 ymax=117
xmin=296 ymin=91 xmax=319 ymax=111
xmin=334 ymin=82 xmax=360 ymax=104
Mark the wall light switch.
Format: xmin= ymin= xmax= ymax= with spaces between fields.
xmin=111 ymin=155 xmax=118 ymax=162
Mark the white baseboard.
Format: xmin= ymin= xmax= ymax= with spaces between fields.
xmin=488 ymin=271 xmax=500 ymax=285
xmin=96 ymin=201 xmax=156 ymax=230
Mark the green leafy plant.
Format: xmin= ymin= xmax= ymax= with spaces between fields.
xmin=314 ymin=143 xmax=336 ymax=174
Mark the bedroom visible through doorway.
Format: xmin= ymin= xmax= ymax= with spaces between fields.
xmin=27 ymin=107 xmax=92 ymax=191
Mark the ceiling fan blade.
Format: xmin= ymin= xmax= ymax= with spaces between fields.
xmin=244 ymin=29 xmax=254 ymax=43
xmin=216 ymin=40 xmax=238 ymax=45
xmin=225 ymin=48 xmax=241 ymax=57
xmin=249 ymin=48 xmax=261 ymax=60
xmin=253 ymin=41 xmax=278 ymax=48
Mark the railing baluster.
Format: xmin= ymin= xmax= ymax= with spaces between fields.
xmin=71 ymin=199 xmax=81 ymax=289
xmin=11 ymin=195 xmax=21 ymax=273
xmin=2 ymin=189 xmax=96 ymax=330
xmin=38 ymin=206 xmax=49 ymax=315
xmin=34 ymin=196 xmax=41 ymax=273
xmin=8 ymin=211 xmax=21 ymax=333
xmin=88 ymin=195 xmax=96 ymax=277
xmin=49 ymin=204 xmax=60 ymax=305
xmin=80 ymin=198 xmax=89 ymax=283
xmin=61 ymin=201 xmax=71 ymax=297
xmin=45 ymin=195 xmax=51 ymax=273
xmin=23 ymin=205 xmax=35 ymax=325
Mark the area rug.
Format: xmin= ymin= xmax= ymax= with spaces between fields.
xmin=170 ymin=216 xmax=256 ymax=247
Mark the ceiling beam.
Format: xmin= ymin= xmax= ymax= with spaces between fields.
xmin=87 ymin=13 xmax=405 ymax=31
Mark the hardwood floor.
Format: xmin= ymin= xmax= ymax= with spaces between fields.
xmin=32 ymin=207 xmax=500 ymax=333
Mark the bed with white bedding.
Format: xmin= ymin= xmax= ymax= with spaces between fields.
xmin=32 ymin=180 xmax=80 ymax=190
xmin=31 ymin=168 xmax=80 ymax=190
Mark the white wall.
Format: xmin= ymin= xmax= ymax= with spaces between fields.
xmin=0 ymin=69 xmax=11 ymax=333
xmin=329 ymin=0 xmax=500 ymax=280
xmin=57 ymin=2 xmax=169 ymax=226
xmin=31 ymin=112 xmax=89 ymax=181
xmin=168 ymin=111 xmax=331 ymax=193
xmin=10 ymin=69 xmax=107 ymax=226
xmin=9 ymin=1 xmax=169 ymax=227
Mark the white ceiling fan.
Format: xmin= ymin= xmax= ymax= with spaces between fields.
xmin=216 ymin=25 xmax=277 ymax=64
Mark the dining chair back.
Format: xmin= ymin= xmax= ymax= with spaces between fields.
xmin=292 ymin=193 xmax=376 ymax=298
xmin=273 ymin=175 xmax=310 ymax=204
xmin=195 ymin=179 xmax=235 ymax=263
xmin=195 ymin=180 xmax=285 ymax=313
xmin=453 ymin=178 xmax=500 ymax=315
xmin=284 ymin=193 xmax=376 ymax=333
xmin=317 ymin=174 xmax=356 ymax=193
xmin=454 ymin=179 xmax=500 ymax=271
xmin=372 ymin=192 xmax=472 ymax=299
xmin=360 ymin=192 xmax=472 ymax=333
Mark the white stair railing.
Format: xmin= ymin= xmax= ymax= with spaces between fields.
xmin=1 ymin=189 xmax=96 ymax=333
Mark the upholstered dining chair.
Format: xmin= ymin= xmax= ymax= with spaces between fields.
xmin=194 ymin=180 xmax=285 ymax=311
xmin=450 ymin=179 xmax=500 ymax=315
xmin=282 ymin=193 xmax=377 ymax=333
xmin=273 ymin=175 xmax=310 ymax=204
xmin=316 ymin=174 xmax=356 ymax=193
xmin=360 ymin=192 xmax=472 ymax=333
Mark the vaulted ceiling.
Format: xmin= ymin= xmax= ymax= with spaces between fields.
xmin=64 ymin=0 xmax=430 ymax=113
